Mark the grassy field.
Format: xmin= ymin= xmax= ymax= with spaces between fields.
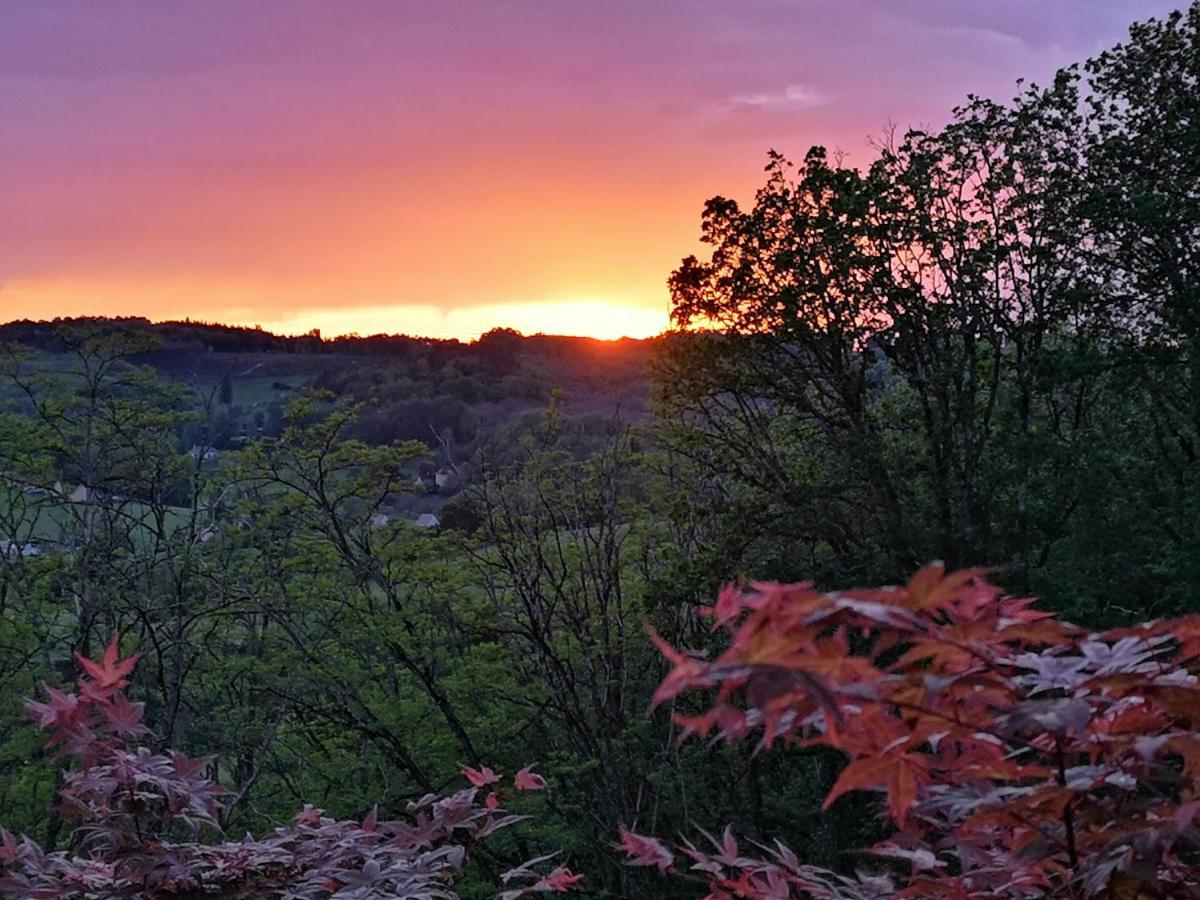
xmin=0 ymin=489 xmax=195 ymax=553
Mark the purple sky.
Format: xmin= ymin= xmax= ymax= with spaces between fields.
xmin=0 ymin=1 xmax=1183 ymax=338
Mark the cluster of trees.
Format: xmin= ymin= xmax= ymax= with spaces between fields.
xmin=0 ymin=4 xmax=1198 ymax=897
xmin=0 ymin=330 xmax=705 ymax=895
xmin=657 ymin=4 xmax=1200 ymax=622
xmin=0 ymin=318 xmax=309 ymax=357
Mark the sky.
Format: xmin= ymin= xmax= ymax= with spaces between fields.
xmin=0 ymin=1 xmax=1185 ymax=340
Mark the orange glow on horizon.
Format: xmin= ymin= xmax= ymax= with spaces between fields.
xmin=0 ymin=276 xmax=670 ymax=341
xmin=246 ymin=299 xmax=670 ymax=342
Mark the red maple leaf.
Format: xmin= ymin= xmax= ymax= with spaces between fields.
xmin=514 ymin=764 xmax=547 ymax=791
xmin=75 ymin=635 xmax=139 ymax=696
xmin=535 ymin=865 xmax=583 ymax=892
xmin=462 ymin=764 xmax=501 ymax=787
xmin=614 ymin=826 xmax=674 ymax=872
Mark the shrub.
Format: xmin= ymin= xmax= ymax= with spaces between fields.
xmin=0 ymin=638 xmax=578 ymax=899
xmin=619 ymin=565 xmax=1200 ymax=898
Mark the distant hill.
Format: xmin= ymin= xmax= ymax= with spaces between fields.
xmin=0 ymin=316 xmax=663 ymax=479
xmin=0 ymin=316 xmax=660 ymax=376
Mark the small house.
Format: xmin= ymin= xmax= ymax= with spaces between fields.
xmin=2 ymin=541 xmax=41 ymax=559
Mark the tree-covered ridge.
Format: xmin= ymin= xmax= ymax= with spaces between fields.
xmin=0 ymin=321 xmax=655 ymax=518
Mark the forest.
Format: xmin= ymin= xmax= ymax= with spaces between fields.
xmin=1 ymin=4 xmax=1199 ymax=897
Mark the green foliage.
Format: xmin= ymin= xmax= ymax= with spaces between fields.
xmin=0 ymin=6 xmax=1198 ymax=896
xmin=655 ymin=6 xmax=1200 ymax=629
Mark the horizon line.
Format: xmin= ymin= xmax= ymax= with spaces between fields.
xmin=0 ymin=314 xmax=671 ymax=345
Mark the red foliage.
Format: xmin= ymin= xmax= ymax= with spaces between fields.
xmin=514 ymin=766 xmax=548 ymax=792
xmin=463 ymin=764 xmax=503 ymax=788
xmin=13 ymin=565 xmax=1200 ymax=898
xmin=620 ymin=564 xmax=1200 ymax=898
xmin=1 ymin=638 xmax=580 ymax=899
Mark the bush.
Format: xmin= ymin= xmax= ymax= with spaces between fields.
xmin=619 ymin=564 xmax=1200 ymax=897
xmin=9 ymin=565 xmax=1200 ymax=898
xmin=0 ymin=639 xmax=577 ymax=899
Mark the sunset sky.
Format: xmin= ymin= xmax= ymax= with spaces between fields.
xmin=0 ymin=1 xmax=1182 ymax=340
